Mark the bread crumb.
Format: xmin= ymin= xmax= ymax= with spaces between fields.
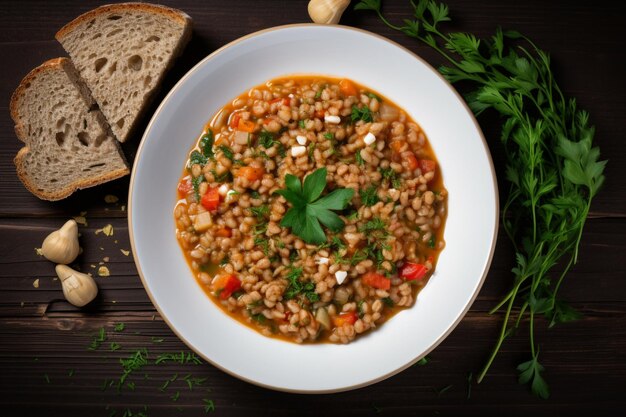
xmin=121 ymin=205 xmax=126 ymax=211
xmin=90 ymin=264 xmax=96 ymax=269
xmin=95 ymin=224 xmax=114 ymax=236
xmin=98 ymin=266 xmax=110 ymax=277
xmin=74 ymin=212 xmax=88 ymax=226
xmin=33 ymin=279 xmax=40 ymax=288
xmin=103 ymin=256 xmax=110 ymax=262
xmin=20 ymin=301 xmax=24 ymax=307
xmin=35 ymin=247 xmax=43 ymax=256
xmin=104 ymin=194 xmax=119 ymax=203
xmin=120 ymin=249 xmax=130 ymax=256
xmin=114 ymin=240 xmax=118 ymax=244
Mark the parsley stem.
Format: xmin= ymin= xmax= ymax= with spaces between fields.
xmin=477 ymin=279 xmax=523 ymax=384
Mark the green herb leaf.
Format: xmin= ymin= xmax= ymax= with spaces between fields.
xmin=200 ymin=130 xmax=215 ymax=159
xmin=517 ymin=354 xmax=550 ymax=399
xmin=277 ymin=168 xmax=354 ymax=244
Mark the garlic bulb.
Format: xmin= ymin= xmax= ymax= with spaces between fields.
xmin=308 ymin=0 xmax=350 ymax=24
xmin=41 ymin=219 xmax=80 ymax=264
xmin=55 ymin=265 xmax=98 ymax=307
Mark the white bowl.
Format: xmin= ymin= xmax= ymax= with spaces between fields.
xmin=129 ymin=24 xmax=498 ymax=393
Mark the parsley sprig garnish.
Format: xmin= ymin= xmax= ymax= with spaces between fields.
xmin=275 ymin=167 xmax=354 ymax=244
xmin=356 ymin=0 xmax=607 ymax=399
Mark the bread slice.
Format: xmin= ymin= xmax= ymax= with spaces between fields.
xmin=56 ymin=3 xmax=193 ymax=143
xmin=10 ymin=58 xmax=129 ymax=201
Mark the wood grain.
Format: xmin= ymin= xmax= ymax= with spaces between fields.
xmin=0 ymin=0 xmax=625 ymax=415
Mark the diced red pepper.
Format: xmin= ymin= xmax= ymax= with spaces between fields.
xmin=419 ymin=159 xmax=436 ymax=174
xmin=229 ymin=112 xmax=241 ymax=129
xmin=177 ymin=176 xmax=192 ymax=198
xmin=361 ymin=272 xmax=391 ymax=290
xmin=400 ymin=262 xmax=428 ymax=281
xmin=333 ymin=311 xmax=358 ymax=327
xmin=200 ymin=187 xmax=220 ymax=211
xmin=212 ymin=274 xmax=241 ymax=300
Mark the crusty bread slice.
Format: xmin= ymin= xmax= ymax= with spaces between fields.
xmin=10 ymin=58 xmax=129 ymax=201
xmin=56 ymin=3 xmax=193 ymax=143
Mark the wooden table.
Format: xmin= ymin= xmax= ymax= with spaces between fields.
xmin=1 ymin=1 xmax=624 ymax=415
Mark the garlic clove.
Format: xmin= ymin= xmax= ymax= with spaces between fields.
xmin=55 ymin=264 xmax=98 ymax=307
xmin=308 ymin=0 xmax=351 ymax=24
xmin=41 ymin=219 xmax=80 ymax=264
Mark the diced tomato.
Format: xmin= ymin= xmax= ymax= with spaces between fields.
xmin=402 ymin=151 xmax=419 ymax=171
xmin=361 ymin=272 xmax=391 ymax=290
xmin=333 ymin=311 xmax=358 ymax=327
xmin=237 ymin=119 xmax=256 ymax=133
xmin=177 ymin=176 xmax=192 ymax=198
xmin=236 ymin=166 xmax=265 ymax=181
xmin=283 ymin=311 xmax=293 ymax=322
xmin=399 ymin=262 xmax=428 ymax=281
xmin=212 ymin=274 xmax=241 ymax=299
xmin=419 ymin=159 xmax=436 ymax=173
xmin=215 ymin=227 xmax=232 ymax=237
xmin=229 ymin=112 xmax=241 ymax=129
xmin=200 ymin=187 xmax=220 ymax=211
xmin=339 ymin=79 xmax=358 ymax=96
xmin=314 ymin=109 xmax=325 ymax=119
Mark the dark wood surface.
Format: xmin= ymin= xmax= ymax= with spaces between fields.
xmin=1 ymin=1 xmax=624 ymax=415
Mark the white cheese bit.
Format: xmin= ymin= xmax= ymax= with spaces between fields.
xmin=218 ymin=184 xmax=229 ymax=196
xmin=363 ymin=132 xmax=376 ymax=145
xmin=324 ymin=114 xmax=341 ymax=124
xmin=296 ymin=135 xmax=307 ymax=145
xmin=335 ymin=270 xmax=348 ymax=285
xmin=291 ymin=145 xmax=307 ymax=157
xmin=317 ymin=257 xmax=329 ymax=265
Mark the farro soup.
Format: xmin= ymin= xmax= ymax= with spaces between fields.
xmin=174 ymin=76 xmax=447 ymax=344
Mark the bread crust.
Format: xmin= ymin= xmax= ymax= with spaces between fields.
xmin=55 ymin=2 xmax=192 ymax=42
xmin=9 ymin=58 xmax=130 ymax=201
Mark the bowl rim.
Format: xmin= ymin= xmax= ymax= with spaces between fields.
xmin=128 ymin=23 xmax=499 ymax=393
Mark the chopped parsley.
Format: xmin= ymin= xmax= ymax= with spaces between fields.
xmin=351 ymin=105 xmax=374 ymax=123
xmin=379 ymin=167 xmax=402 ymax=188
xmin=355 ymin=150 xmax=365 ymax=166
xmin=283 ymin=266 xmax=319 ymax=302
xmin=258 ymin=130 xmax=279 ymax=149
xmin=359 ymin=185 xmax=379 ymax=206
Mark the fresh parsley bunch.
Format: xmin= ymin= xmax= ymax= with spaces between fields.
xmin=275 ymin=167 xmax=354 ymax=244
xmin=356 ymin=0 xmax=607 ymax=399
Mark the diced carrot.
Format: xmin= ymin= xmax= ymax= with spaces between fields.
xmin=229 ymin=112 xmax=241 ymax=129
xmin=215 ymin=227 xmax=232 ymax=237
xmin=269 ymin=97 xmax=291 ymax=106
xmin=200 ymin=187 xmax=220 ymax=211
xmin=361 ymin=272 xmax=391 ymax=290
xmin=332 ymin=311 xmax=358 ymax=327
xmin=177 ymin=176 xmax=192 ymax=198
xmin=419 ymin=159 xmax=436 ymax=173
xmin=314 ymin=109 xmax=325 ymax=119
xmin=211 ymin=274 xmax=241 ymax=299
xmin=402 ymin=151 xmax=419 ymax=171
xmin=237 ymin=119 xmax=257 ymax=133
xmin=399 ymin=262 xmax=428 ymax=281
xmin=390 ymin=140 xmax=405 ymax=153
xmin=339 ymin=79 xmax=358 ymax=96
xmin=236 ymin=166 xmax=265 ymax=181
